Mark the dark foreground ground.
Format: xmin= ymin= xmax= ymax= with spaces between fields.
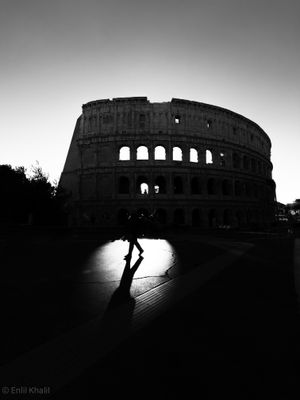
xmin=0 ymin=227 xmax=226 ymax=366
xmin=55 ymin=232 xmax=300 ymax=399
xmin=1 ymin=226 xmax=300 ymax=399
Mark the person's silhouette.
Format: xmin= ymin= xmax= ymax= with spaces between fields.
xmin=124 ymin=212 xmax=144 ymax=260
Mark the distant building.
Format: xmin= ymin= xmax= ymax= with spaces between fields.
xmin=275 ymin=201 xmax=288 ymax=222
xmin=287 ymin=199 xmax=300 ymax=223
xmin=59 ymin=97 xmax=276 ymax=228
xmin=287 ymin=199 xmax=300 ymax=209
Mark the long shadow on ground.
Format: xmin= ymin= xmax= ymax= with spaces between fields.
xmin=55 ymin=236 xmax=300 ymax=398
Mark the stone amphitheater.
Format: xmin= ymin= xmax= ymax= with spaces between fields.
xmin=59 ymin=97 xmax=276 ymax=228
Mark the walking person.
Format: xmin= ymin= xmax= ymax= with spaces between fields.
xmin=124 ymin=212 xmax=144 ymax=260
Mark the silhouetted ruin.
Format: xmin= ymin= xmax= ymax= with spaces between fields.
xmin=59 ymin=97 xmax=276 ymax=228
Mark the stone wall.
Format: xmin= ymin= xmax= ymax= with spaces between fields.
xmin=59 ymin=97 xmax=276 ymax=228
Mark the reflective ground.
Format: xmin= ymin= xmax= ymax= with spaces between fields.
xmin=83 ymin=238 xmax=178 ymax=283
xmin=1 ymin=230 xmax=225 ymax=365
xmin=73 ymin=238 xmax=180 ymax=317
xmin=2 ymin=227 xmax=300 ymax=398
xmin=56 ymin=234 xmax=300 ymax=399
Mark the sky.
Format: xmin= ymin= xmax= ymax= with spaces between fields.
xmin=0 ymin=0 xmax=299 ymax=204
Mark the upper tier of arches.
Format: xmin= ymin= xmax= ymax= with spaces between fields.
xmin=118 ymin=145 xmax=271 ymax=177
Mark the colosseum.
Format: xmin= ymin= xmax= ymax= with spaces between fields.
xmin=59 ymin=97 xmax=276 ymax=229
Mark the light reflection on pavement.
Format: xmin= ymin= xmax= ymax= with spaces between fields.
xmin=82 ymin=238 xmax=179 ymax=282
xmin=73 ymin=238 xmax=180 ymax=314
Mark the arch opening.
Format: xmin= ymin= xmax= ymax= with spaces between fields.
xmin=223 ymin=209 xmax=232 ymax=226
xmin=243 ymin=156 xmax=250 ymax=170
xmin=174 ymin=209 xmax=185 ymax=225
xmin=118 ymin=176 xmax=130 ymax=194
xmin=208 ymin=209 xmax=217 ymax=228
xmin=173 ymin=147 xmax=183 ymax=161
xmin=137 ymin=146 xmax=149 ymax=160
xmin=192 ymin=209 xmax=202 ymax=227
xmin=155 ymin=209 xmax=167 ymax=224
xmin=222 ymin=179 xmax=231 ymax=196
xmin=207 ymin=178 xmax=217 ymax=195
xmin=235 ymin=180 xmax=241 ymax=196
xmin=190 ymin=148 xmax=198 ymax=163
xmin=206 ymin=150 xmax=213 ymax=164
xmin=191 ymin=177 xmax=201 ymax=195
xmin=119 ymin=146 xmax=130 ymax=161
xmin=233 ymin=153 xmax=241 ymax=169
xmin=154 ymin=146 xmax=166 ymax=160
xmin=174 ymin=176 xmax=184 ymax=194
xmin=155 ymin=176 xmax=166 ymax=194
xmin=136 ymin=176 xmax=149 ymax=195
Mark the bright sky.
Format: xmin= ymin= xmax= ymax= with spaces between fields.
xmin=1 ymin=0 xmax=299 ymax=204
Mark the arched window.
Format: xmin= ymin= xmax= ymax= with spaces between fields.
xmin=174 ymin=209 xmax=185 ymax=225
xmin=236 ymin=210 xmax=245 ymax=227
xmin=174 ymin=176 xmax=184 ymax=194
xmin=172 ymin=147 xmax=183 ymax=161
xmin=241 ymin=182 xmax=247 ymax=196
xmin=246 ymin=209 xmax=253 ymax=225
xmin=154 ymin=176 xmax=166 ymax=194
xmin=207 ymin=178 xmax=216 ymax=195
xmin=136 ymin=176 xmax=149 ymax=195
xmin=243 ymin=155 xmax=249 ymax=170
xmin=154 ymin=146 xmax=166 ymax=160
xmin=191 ymin=177 xmax=201 ymax=194
xmin=208 ymin=209 xmax=217 ymax=228
xmin=235 ymin=180 xmax=241 ymax=196
xmin=222 ymin=179 xmax=231 ymax=196
xmin=190 ymin=148 xmax=198 ymax=163
xmin=251 ymin=158 xmax=256 ymax=172
xmin=140 ymin=183 xmax=149 ymax=194
xmin=232 ymin=153 xmax=241 ymax=169
xmin=245 ymin=182 xmax=252 ymax=197
xmin=206 ymin=120 xmax=212 ymax=129
xmin=136 ymin=146 xmax=149 ymax=160
xmin=118 ymin=176 xmax=130 ymax=194
xmin=174 ymin=115 xmax=181 ymax=124
xmin=223 ymin=209 xmax=232 ymax=226
xmin=206 ymin=150 xmax=213 ymax=164
xmin=119 ymin=146 xmax=130 ymax=160
xmin=192 ymin=209 xmax=202 ymax=227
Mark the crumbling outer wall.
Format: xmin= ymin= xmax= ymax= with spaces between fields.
xmin=59 ymin=97 xmax=275 ymax=228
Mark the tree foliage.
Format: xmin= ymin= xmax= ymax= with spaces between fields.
xmin=0 ymin=163 xmax=67 ymax=225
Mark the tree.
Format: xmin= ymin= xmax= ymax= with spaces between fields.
xmin=0 ymin=164 xmax=30 ymax=223
xmin=0 ymin=162 xmax=67 ymax=226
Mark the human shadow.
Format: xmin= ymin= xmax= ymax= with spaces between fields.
xmin=102 ymin=255 xmax=144 ymax=331
xmin=107 ymin=255 xmax=144 ymax=308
